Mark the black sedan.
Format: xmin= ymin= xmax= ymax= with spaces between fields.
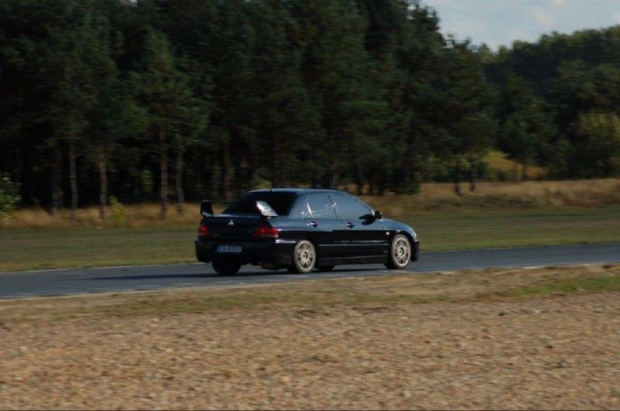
xmin=195 ymin=189 xmax=419 ymax=275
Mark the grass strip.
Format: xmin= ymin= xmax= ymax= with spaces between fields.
xmin=2 ymin=206 xmax=620 ymax=272
xmin=1 ymin=264 xmax=617 ymax=324
xmin=502 ymin=273 xmax=620 ymax=297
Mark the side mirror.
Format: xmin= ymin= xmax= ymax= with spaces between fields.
xmin=359 ymin=213 xmax=374 ymax=220
xmin=374 ymin=210 xmax=383 ymax=220
xmin=200 ymin=200 xmax=214 ymax=217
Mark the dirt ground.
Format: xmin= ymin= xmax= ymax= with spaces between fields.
xmin=1 ymin=266 xmax=619 ymax=409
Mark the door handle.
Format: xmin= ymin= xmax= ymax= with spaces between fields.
xmin=307 ymin=221 xmax=318 ymax=228
xmin=346 ymin=222 xmax=354 ymax=228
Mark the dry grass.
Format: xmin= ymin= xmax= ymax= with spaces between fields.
xmin=1 ymin=203 xmax=222 ymax=229
xmin=362 ymin=178 xmax=620 ymax=217
xmin=1 ymin=264 xmax=618 ymax=323
xmin=2 ymin=178 xmax=619 ymax=228
xmin=485 ymin=149 xmax=547 ymax=180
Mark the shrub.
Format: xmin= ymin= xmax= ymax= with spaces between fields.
xmin=109 ymin=196 xmax=128 ymax=223
xmin=0 ymin=175 xmax=20 ymax=220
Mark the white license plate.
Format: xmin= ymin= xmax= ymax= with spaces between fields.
xmin=216 ymin=245 xmax=242 ymax=253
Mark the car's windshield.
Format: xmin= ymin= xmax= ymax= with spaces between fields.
xmin=223 ymin=192 xmax=296 ymax=216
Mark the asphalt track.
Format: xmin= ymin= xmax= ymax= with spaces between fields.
xmin=1 ymin=243 xmax=619 ymax=300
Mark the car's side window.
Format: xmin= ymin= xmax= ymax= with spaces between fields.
xmin=306 ymin=194 xmax=336 ymax=219
xmin=299 ymin=197 xmax=312 ymax=218
xmin=331 ymin=193 xmax=371 ymax=220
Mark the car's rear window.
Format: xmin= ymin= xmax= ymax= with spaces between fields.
xmin=223 ymin=192 xmax=297 ymax=216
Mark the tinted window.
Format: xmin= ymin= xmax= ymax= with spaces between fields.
xmin=223 ymin=192 xmax=296 ymax=216
xmin=331 ymin=193 xmax=371 ymax=219
xmin=306 ymin=194 xmax=336 ymax=219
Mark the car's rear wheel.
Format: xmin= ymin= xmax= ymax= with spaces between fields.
xmin=212 ymin=259 xmax=242 ymax=276
xmin=317 ymin=265 xmax=335 ymax=272
xmin=385 ymin=234 xmax=411 ymax=269
xmin=289 ymin=240 xmax=316 ymax=274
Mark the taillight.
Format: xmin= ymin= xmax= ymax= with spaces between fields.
xmin=253 ymin=225 xmax=279 ymax=238
xmin=198 ymin=225 xmax=210 ymax=237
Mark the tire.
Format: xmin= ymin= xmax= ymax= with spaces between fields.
xmin=290 ymin=240 xmax=317 ymax=274
xmin=317 ymin=265 xmax=335 ymax=272
xmin=212 ymin=259 xmax=242 ymax=276
xmin=385 ymin=234 xmax=412 ymax=269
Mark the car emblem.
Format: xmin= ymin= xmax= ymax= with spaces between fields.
xmin=228 ymin=219 xmax=234 ymax=226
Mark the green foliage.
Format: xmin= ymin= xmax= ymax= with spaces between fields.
xmin=0 ymin=175 xmax=20 ymax=220
xmin=486 ymin=26 xmax=620 ymax=178
xmin=574 ymin=112 xmax=620 ymax=177
xmin=497 ymin=75 xmax=553 ymax=168
xmin=108 ymin=196 xmax=128 ymax=223
xmin=1 ymin=0 xmax=618 ymax=210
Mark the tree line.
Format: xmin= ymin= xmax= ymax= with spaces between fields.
xmin=1 ymin=0 xmax=619 ymax=221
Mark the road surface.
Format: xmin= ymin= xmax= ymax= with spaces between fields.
xmin=1 ymin=243 xmax=619 ymax=300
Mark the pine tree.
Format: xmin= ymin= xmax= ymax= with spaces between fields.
xmin=137 ymin=30 xmax=199 ymax=218
xmin=498 ymin=74 xmax=552 ymax=181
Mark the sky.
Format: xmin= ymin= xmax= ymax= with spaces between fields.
xmin=421 ymin=0 xmax=620 ymax=49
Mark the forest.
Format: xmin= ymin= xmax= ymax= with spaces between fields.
xmin=1 ymin=0 xmax=619 ymax=221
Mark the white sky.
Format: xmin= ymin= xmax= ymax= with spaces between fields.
xmin=421 ymin=0 xmax=620 ymax=49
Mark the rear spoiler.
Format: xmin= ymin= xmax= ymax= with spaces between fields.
xmin=200 ymin=200 xmax=214 ymax=217
xmin=200 ymin=199 xmax=278 ymax=218
xmin=256 ymin=201 xmax=278 ymax=218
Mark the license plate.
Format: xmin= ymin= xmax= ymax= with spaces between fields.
xmin=216 ymin=245 xmax=242 ymax=253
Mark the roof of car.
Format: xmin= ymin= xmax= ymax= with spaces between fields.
xmin=250 ymin=188 xmax=346 ymax=195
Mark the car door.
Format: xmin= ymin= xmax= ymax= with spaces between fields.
xmin=330 ymin=192 xmax=386 ymax=259
xmin=302 ymin=193 xmax=342 ymax=260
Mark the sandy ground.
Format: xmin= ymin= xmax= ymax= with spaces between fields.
xmin=1 ymin=268 xmax=619 ymax=409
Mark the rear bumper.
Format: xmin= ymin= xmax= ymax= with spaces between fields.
xmin=195 ymin=237 xmax=295 ymax=268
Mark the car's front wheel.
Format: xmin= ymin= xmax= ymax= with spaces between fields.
xmin=385 ymin=234 xmax=411 ymax=269
xmin=212 ymin=259 xmax=242 ymax=276
xmin=289 ymin=240 xmax=316 ymax=274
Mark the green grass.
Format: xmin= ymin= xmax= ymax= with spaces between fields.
xmin=503 ymin=274 xmax=620 ymax=297
xmin=404 ymin=206 xmax=620 ymax=251
xmin=1 ymin=206 xmax=619 ymax=272
xmin=0 ymin=225 xmax=196 ymax=272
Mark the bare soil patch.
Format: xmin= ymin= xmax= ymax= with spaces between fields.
xmin=1 ymin=265 xmax=619 ymax=409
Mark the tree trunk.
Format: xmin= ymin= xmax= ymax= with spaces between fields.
xmin=513 ymin=162 xmax=520 ymax=182
xmin=97 ymin=144 xmax=108 ymax=220
xmin=205 ymin=152 xmax=216 ymax=201
xmin=329 ymin=170 xmax=339 ymax=190
xmin=378 ymin=181 xmax=386 ymax=195
xmin=454 ymin=156 xmax=463 ymax=196
xmin=272 ymin=136 xmax=281 ymax=188
xmin=281 ymin=144 xmax=289 ymax=188
xmin=221 ymin=143 xmax=232 ymax=202
xmin=328 ymin=157 xmax=340 ymax=189
xmin=175 ymin=134 xmax=185 ymax=216
xmin=353 ymin=164 xmax=363 ymax=195
xmin=368 ymin=172 xmax=375 ymax=195
xmin=51 ymin=147 xmax=63 ymax=215
xmin=68 ymin=139 xmax=78 ymax=225
xmin=402 ymin=162 xmax=411 ymax=195
xmin=469 ymin=160 xmax=477 ymax=192
xmin=159 ymin=130 xmax=169 ymax=219
xmin=522 ymin=159 xmax=529 ymax=181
